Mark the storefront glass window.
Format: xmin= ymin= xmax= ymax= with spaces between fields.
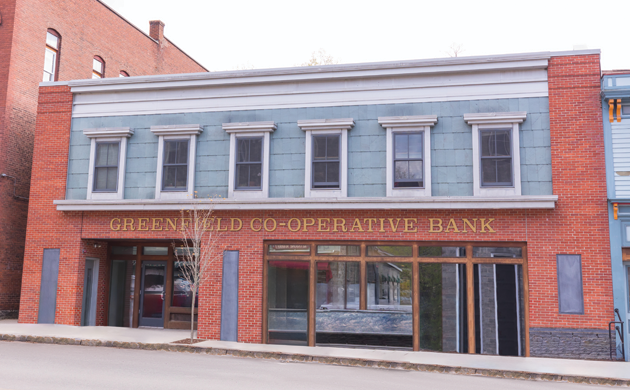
xmin=316 ymin=262 xmax=360 ymax=345
xmin=268 ymin=244 xmax=310 ymax=254
xmin=143 ymin=246 xmax=168 ymax=256
xmin=418 ymin=246 xmax=466 ymax=257
xmin=419 ymin=263 xmax=468 ymax=352
xmin=366 ymin=246 xmax=412 ymax=257
xmin=316 ymin=245 xmax=360 ymax=256
xmin=111 ymin=246 xmax=137 ymax=255
xmin=365 ymin=262 xmax=413 ymax=349
xmin=473 ymin=247 xmax=522 ymax=258
xmin=267 ymin=261 xmax=309 ymax=345
xmin=172 ymin=261 xmax=198 ymax=308
xmin=108 ymin=260 xmax=136 ymax=327
xmin=627 ymin=266 xmax=630 ymax=312
xmin=473 ymin=264 xmax=525 ymax=356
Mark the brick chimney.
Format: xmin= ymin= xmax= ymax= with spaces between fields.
xmin=149 ymin=20 xmax=165 ymax=42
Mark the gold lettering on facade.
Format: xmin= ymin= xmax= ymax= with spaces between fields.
xmin=364 ymin=218 xmax=376 ymax=232
xmin=480 ymin=218 xmax=495 ymax=233
xmin=216 ymin=218 xmax=228 ymax=232
xmin=429 ymin=218 xmax=443 ymax=233
xmin=204 ymin=217 xmax=215 ymax=231
xmin=445 ymin=218 xmax=460 ymax=233
xmin=264 ymin=218 xmax=277 ymax=232
xmin=250 ymin=218 xmax=262 ymax=232
xmin=287 ymin=218 xmax=301 ymax=232
xmin=152 ymin=218 xmax=163 ymax=231
xmin=462 ymin=218 xmax=477 ymax=233
xmin=123 ymin=218 xmax=135 ymax=231
xmin=230 ymin=218 xmax=243 ymax=232
xmin=350 ymin=218 xmax=364 ymax=232
xmin=137 ymin=218 xmax=149 ymax=231
xmin=317 ymin=218 xmax=330 ymax=232
xmin=333 ymin=218 xmax=347 ymax=232
xmin=166 ymin=218 xmax=177 ymax=231
xmin=110 ymin=218 xmax=121 ymax=231
xmin=379 ymin=219 xmax=386 ymax=233
xmin=388 ymin=218 xmax=401 ymax=233
xmin=302 ymin=218 xmax=315 ymax=232
xmin=403 ymin=218 xmax=417 ymax=233
xmin=180 ymin=218 xmax=191 ymax=231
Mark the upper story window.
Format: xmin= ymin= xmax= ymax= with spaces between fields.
xmin=378 ymin=116 xmax=437 ymax=197
xmin=43 ymin=30 xmax=61 ymax=82
xmin=464 ymin=112 xmax=526 ymax=197
xmin=480 ymin=129 xmax=512 ymax=187
xmin=223 ymin=121 xmax=276 ymax=199
xmin=119 ymin=71 xmax=129 ymax=77
xmin=298 ymin=118 xmax=354 ymax=198
xmin=92 ymin=56 xmax=105 ymax=79
xmin=312 ymin=134 xmax=340 ymax=189
xmin=162 ymin=139 xmax=189 ymax=191
xmin=151 ymin=124 xmax=202 ymax=200
xmin=94 ymin=142 xmax=120 ymax=191
xmin=236 ymin=137 xmax=263 ymax=189
xmin=83 ymin=127 xmax=134 ymax=200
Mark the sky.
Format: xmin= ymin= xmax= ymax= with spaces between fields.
xmin=101 ymin=0 xmax=629 ymax=72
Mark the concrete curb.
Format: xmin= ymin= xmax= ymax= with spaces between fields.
xmin=1 ymin=333 xmax=628 ymax=387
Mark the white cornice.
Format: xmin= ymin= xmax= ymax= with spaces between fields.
xmin=150 ymin=124 xmax=203 ymax=136
xmin=378 ymin=115 xmax=438 ymax=129
xmin=54 ymin=195 xmax=558 ymax=211
xmin=464 ymin=112 xmax=528 ymax=125
xmin=83 ymin=127 xmax=134 ymax=138
xmin=222 ymin=121 xmax=277 ymax=134
xmin=298 ymin=118 xmax=355 ymax=132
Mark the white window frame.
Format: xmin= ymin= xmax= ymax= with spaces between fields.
xmin=378 ymin=115 xmax=438 ymax=197
xmin=83 ymin=127 xmax=134 ymax=200
xmin=223 ymin=121 xmax=276 ymax=199
xmin=298 ymin=118 xmax=354 ymax=198
xmin=151 ymin=124 xmax=202 ymax=200
xmin=464 ymin=112 xmax=526 ymax=197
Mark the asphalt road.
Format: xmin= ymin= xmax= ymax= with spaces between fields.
xmin=0 ymin=341 xmax=603 ymax=390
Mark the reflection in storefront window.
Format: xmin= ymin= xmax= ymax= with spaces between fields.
xmin=143 ymin=246 xmax=168 ymax=256
xmin=172 ymin=261 xmax=198 ymax=308
xmin=316 ymin=245 xmax=360 ymax=256
xmin=111 ymin=246 xmax=137 ymax=255
xmin=418 ymin=246 xmax=466 ymax=257
xmin=627 ymin=266 xmax=630 ymax=310
xmin=267 ymin=261 xmax=309 ymax=345
xmin=419 ymin=263 xmax=468 ymax=353
xmin=366 ymin=246 xmax=412 ymax=257
xmin=473 ymin=247 xmax=522 ymax=258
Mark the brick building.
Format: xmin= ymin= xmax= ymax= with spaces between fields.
xmin=20 ymin=49 xmax=616 ymax=360
xmin=0 ymin=0 xmax=207 ymax=318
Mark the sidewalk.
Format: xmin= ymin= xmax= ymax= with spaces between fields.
xmin=1 ymin=319 xmax=628 ymax=386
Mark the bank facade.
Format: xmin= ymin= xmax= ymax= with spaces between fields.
xmin=20 ymin=50 xmax=614 ymax=359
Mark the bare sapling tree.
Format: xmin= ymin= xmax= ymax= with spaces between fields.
xmin=173 ymin=196 xmax=222 ymax=343
xmin=446 ymin=43 xmax=465 ymax=58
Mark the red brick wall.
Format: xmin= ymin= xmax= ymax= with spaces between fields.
xmin=0 ymin=0 xmax=206 ymax=312
xmin=19 ymin=54 xmax=612 ymax=348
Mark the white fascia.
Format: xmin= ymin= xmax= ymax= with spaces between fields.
xmin=464 ymin=112 xmax=527 ymax=197
xmin=83 ymin=127 xmax=134 ymax=200
xmin=223 ymin=121 xmax=276 ymax=199
xmin=298 ymin=118 xmax=354 ymax=198
xmin=378 ymin=115 xmax=438 ymax=197
xmin=151 ymin=124 xmax=202 ymax=200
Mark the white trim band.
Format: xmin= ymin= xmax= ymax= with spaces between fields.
xmin=298 ymin=118 xmax=355 ymax=132
xmin=83 ymin=127 xmax=134 ymax=138
xmin=464 ymin=112 xmax=527 ymax=125
xmin=223 ymin=121 xmax=277 ymax=133
xmin=150 ymin=124 xmax=203 ymax=136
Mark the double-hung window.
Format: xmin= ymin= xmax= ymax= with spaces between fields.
xmin=93 ymin=142 xmax=120 ymax=192
xmin=83 ymin=127 xmax=134 ymax=200
xmin=480 ymin=129 xmax=512 ymax=187
xmin=224 ymin=121 xmax=275 ymax=199
xmin=151 ymin=124 xmax=202 ymax=200
xmin=464 ymin=112 xmax=526 ymax=196
xmin=378 ymin=116 xmax=437 ymax=197
xmin=312 ymin=134 xmax=340 ymax=189
xmin=298 ymin=118 xmax=354 ymax=198
xmin=43 ymin=30 xmax=61 ymax=82
xmin=236 ymin=137 xmax=263 ymax=189
xmin=162 ymin=139 xmax=189 ymax=191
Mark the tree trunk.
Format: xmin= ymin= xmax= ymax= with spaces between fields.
xmin=190 ymin=287 xmax=197 ymax=343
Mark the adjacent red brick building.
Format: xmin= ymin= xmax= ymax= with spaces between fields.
xmin=0 ymin=0 xmax=206 ymax=318
xmin=19 ymin=49 xmax=615 ymax=360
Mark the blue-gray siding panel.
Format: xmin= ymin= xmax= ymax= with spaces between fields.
xmin=68 ymin=97 xmax=552 ymax=200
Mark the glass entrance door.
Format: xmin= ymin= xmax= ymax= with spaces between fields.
xmin=139 ymin=261 xmax=166 ymax=327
